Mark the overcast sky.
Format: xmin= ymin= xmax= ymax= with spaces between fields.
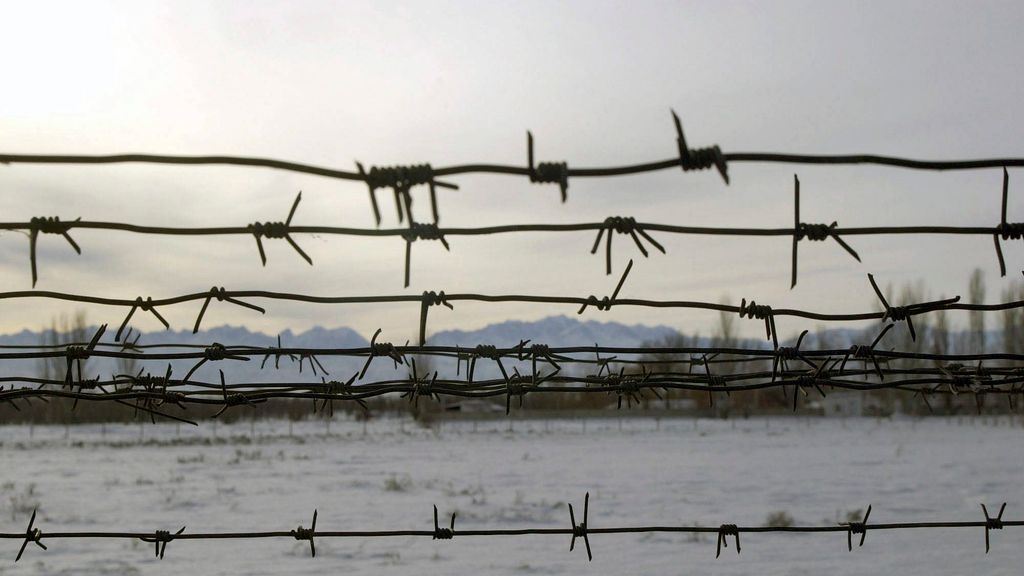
xmin=1 ymin=0 xmax=1022 ymax=344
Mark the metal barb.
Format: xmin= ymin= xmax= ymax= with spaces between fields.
xmin=840 ymin=324 xmax=894 ymax=380
xmin=993 ymin=168 xmax=1019 ymax=276
xmin=844 ymin=505 xmax=872 ymax=551
xmin=183 ymin=342 xmax=248 ymax=383
xmin=527 ymin=131 xmax=569 ymax=202
xmin=402 ymin=222 xmax=451 ymax=287
xmin=116 ymin=297 xmax=169 ymax=342
xmin=791 ymin=174 xmax=861 ymax=288
xmin=360 ymin=329 xmax=406 ymax=380
xmin=64 ymin=325 xmax=107 ymax=401
xmin=261 ymin=334 xmax=297 ymax=370
xmin=27 ymin=216 xmax=81 ymax=287
xmin=419 ymin=291 xmax=454 ymax=346
xmin=591 ymin=217 xmax=665 ymax=275
xmin=140 ymin=526 xmax=185 ymax=560
xmin=192 ymin=287 xmax=266 ymax=334
xmin=671 ymin=109 xmax=728 ymax=184
xmin=773 ymin=329 xmax=816 ymax=383
xmin=716 ymin=524 xmax=740 ymax=558
xmin=291 ymin=509 xmax=317 ymax=557
xmin=867 ymin=274 xmax=960 ymax=342
xmin=578 ymin=260 xmax=632 ymax=314
xmin=981 ymin=502 xmax=1006 ymax=553
xmin=247 ymin=191 xmax=312 ymax=266
xmin=15 ymin=509 xmax=46 ymax=562
xmin=212 ymin=369 xmax=266 ymax=418
xmin=433 ymin=505 xmax=456 ymax=540
xmin=568 ymin=493 xmax=592 ymax=561
xmin=356 ymin=162 xmax=457 ymax=226
xmin=739 ymin=298 xmax=778 ymax=348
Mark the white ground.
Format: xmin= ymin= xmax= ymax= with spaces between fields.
xmin=2 ymin=415 xmax=1023 ymax=575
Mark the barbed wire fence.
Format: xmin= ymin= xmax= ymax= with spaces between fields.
xmin=4 ymin=333 xmax=1024 ymax=422
xmin=0 ymin=169 xmax=1021 ymax=287
xmin=1 ymin=498 xmax=1020 ymax=562
xmin=2 ymin=111 xmax=1024 ymax=563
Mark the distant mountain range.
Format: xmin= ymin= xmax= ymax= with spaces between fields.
xmin=0 ymin=316 xmax=683 ymax=385
xmin=0 ymin=316 xmax=997 ymax=385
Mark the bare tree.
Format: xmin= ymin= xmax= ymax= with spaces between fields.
xmin=1001 ymin=282 xmax=1024 ymax=358
xmin=968 ymin=268 xmax=986 ymax=353
xmin=931 ymin=302 xmax=950 ymax=357
xmin=717 ymin=294 xmax=736 ymax=348
xmin=38 ymin=311 xmax=90 ymax=384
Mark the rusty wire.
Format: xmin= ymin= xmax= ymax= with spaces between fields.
xmin=3 ymin=169 xmax=1022 ymax=287
xmin=2 ymin=496 xmax=1019 ymax=563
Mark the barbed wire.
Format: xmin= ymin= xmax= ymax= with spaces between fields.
xmin=7 ymin=321 xmax=1023 ymax=419
xmin=4 ymin=170 xmax=1020 ymax=287
xmin=6 ymin=329 xmax=1024 ymax=369
xmin=2 ymin=264 xmax=1019 ymax=346
xmin=5 ymin=111 xmax=1024 ymax=570
xmin=12 ymin=319 xmax=1024 ymax=360
xmin=2 ymin=110 xmax=1022 ymax=228
xmin=2 ymin=497 xmax=1019 ymax=563
xmin=4 ymin=359 xmax=1021 ymax=425
xmin=6 ymin=364 xmax=1019 ymax=395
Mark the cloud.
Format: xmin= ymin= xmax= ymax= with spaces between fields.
xmin=1 ymin=1 xmax=1022 ymax=342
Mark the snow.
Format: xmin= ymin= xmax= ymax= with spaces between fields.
xmin=2 ymin=415 xmax=1023 ymax=575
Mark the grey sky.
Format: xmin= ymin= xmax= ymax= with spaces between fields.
xmin=1 ymin=0 xmax=1022 ymax=344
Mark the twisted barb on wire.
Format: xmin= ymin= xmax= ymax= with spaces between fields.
xmin=248 ymin=191 xmax=312 ymax=266
xmin=139 ymin=526 xmax=185 ymax=560
xmin=868 ymin=274 xmax=961 ymax=341
xmin=993 ymin=168 xmax=1023 ymax=276
xmin=355 ymin=162 xmax=458 ymax=226
xmin=291 ymin=510 xmax=317 ymax=557
xmin=28 ymin=216 xmax=81 ymax=288
xmin=419 ymin=291 xmax=453 ymax=346
xmin=568 ymin=493 xmax=592 ymax=561
xmin=716 ymin=524 xmax=740 ymax=558
xmin=433 ymin=506 xmax=456 ymax=541
xmin=192 ymin=287 xmax=266 ymax=333
xmin=527 ymin=131 xmax=569 ymax=202
xmin=673 ymin=109 xmax=728 ymax=183
xmin=116 ymin=297 xmax=169 ymax=342
xmin=402 ymin=222 xmax=449 ymax=287
xmin=577 ymin=259 xmax=633 ymax=314
xmin=359 ymin=329 xmax=406 ymax=379
xmin=844 ymin=505 xmax=872 ymax=551
xmin=791 ymin=174 xmax=860 ymax=288
xmin=591 ymin=217 xmax=665 ymax=275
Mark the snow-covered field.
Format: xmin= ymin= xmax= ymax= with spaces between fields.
xmin=2 ymin=415 xmax=1023 ymax=575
